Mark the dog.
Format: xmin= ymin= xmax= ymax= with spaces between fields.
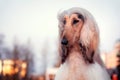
xmin=55 ymin=7 xmax=111 ymax=80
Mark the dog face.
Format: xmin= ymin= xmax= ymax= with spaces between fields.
xmin=60 ymin=13 xmax=84 ymax=46
xmin=58 ymin=8 xmax=99 ymax=64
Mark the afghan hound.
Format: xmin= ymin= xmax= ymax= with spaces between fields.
xmin=55 ymin=7 xmax=111 ymax=80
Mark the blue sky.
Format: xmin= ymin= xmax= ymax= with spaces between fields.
xmin=0 ymin=0 xmax=120 ymax=52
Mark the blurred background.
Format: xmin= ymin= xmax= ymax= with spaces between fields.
xmin=0 ymin=0 xmax=120 ymax=80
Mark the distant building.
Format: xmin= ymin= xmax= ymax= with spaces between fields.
xmin=0 ymin=34 xmax=12 ymax=59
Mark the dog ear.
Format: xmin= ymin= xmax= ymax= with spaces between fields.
xmin=59 ymin=42 xmax=68 ymax=64
xmin=79 ymin=14 xmax=99 ymax=63
xmin=79 ymin=42 xmax=94 ymax=63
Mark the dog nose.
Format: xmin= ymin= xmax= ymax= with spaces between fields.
xmin=61 ymin=37 xmax=68 ymax=45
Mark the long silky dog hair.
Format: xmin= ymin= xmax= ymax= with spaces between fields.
xmin=58 ymin=7 xmax=103 ymax=65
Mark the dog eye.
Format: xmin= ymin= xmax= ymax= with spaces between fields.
xmin=78 ymin=14 xmax=84 ymax=22
xmin=73 ymin=19 xmax=79 ymax=24
xmin=78 ymin=14 xmax=83 ymax=19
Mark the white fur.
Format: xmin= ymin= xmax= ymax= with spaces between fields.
xmin=55 ymin=52 xmax=110 ymax=80
xmin=55 ymin=62 xmax=110 ymax=80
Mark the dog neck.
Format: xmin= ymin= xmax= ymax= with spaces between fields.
xmin=66 ymin=43 xmax=86 ymax=65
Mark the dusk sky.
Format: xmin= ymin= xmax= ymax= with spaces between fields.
xmin=0 ymin=0 xmax=120 ymax=52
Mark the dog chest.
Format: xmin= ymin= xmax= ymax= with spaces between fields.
xmin=55 ymin=62 xmax=110 ymax=80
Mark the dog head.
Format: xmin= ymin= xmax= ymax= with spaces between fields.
xmin=60 ymin=13 xmax=84 ymax=46
xmin=58 ymin=7 xmax=99 ymax=64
